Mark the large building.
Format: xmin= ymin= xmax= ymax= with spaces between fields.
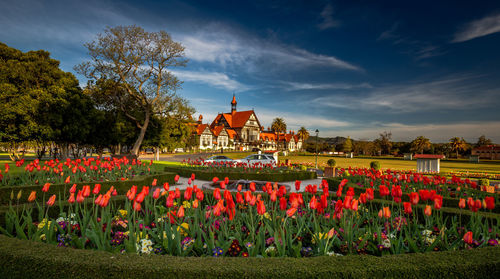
xmin=192 ymin=95 xmax=302 ymax=151
xmin=471 ymin=145 xmax=500 ymax=160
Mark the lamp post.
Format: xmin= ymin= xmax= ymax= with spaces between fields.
xmin=315 ymin=129 xmax=319 ymax=169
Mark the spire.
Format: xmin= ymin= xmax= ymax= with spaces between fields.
xmin=231 ymin=93 xmax=237 ymax=113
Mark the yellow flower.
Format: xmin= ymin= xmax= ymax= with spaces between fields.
xmin=119 ymin=210 xmax=128 ymax=218
xmin=312 ymin=232 xmax=332 ymax=244
xmin=263 ymin=212 xmax=271 ymax=220
xmin=182 ymin=201 xmax=191 ymax=209
xmin=37 ymin=219 xmax=52 ymax=230
xmin=40 ymin=234 xmax=46 ymax=241
xmin=177 ymin=222 xmax=189 ymax=236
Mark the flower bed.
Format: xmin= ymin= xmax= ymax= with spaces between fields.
xmin=163 ymin=166 xmax=317 ymax=182
xmin=0 ymin=157 xmax=155 ymax=187
xmin=1 ymin=172 xmax=498 ymax=259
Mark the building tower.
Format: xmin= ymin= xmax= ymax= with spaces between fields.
xmin=231 ymin=94 xmax=237 ymax=113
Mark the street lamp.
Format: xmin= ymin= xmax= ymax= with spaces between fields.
xmin=315 ymin=129 xmax=319 ymax=169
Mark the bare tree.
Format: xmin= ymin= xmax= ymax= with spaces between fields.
xmin=76 ymin=25 xmax=187 ymax=155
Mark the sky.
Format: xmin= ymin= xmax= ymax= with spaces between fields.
xmin=1 ymin=0 xmax=500 ymax=143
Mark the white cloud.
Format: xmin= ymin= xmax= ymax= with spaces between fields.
xmin=313 ymin=74 xmax=500 ymax=113
xmin=282 ymin=81 xmax=372 ymax=91
xmin=317 ymin=3 xmax=340 ymax=30
xmin=171 ymin=70 xmax=250 ymax=92
xmin=176 ymin=24 xmax=361 ymax=71
xmin=256 ymin=109 xmax=351 ymax=131
xmin=452 ymin=13 xmax=500 ymax=43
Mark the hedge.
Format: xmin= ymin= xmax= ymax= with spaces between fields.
xmin=0 ymin=172 xmax=177 ymax=206
xmin=164 ymin=166 xmax=317 ymax=182
xmin=0 ymin=235 xmax=499 ymax=278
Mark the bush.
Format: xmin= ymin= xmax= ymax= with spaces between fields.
xmin=327 ymin=159 xmax=336 ymax=167
xmin=0 ymin=235 xmax=499 ymax=278
xmin=370 ymin=161 xmax=381 ymax=170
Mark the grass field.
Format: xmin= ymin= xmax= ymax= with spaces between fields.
xmin=279 ymin=155 xmax=500 ymax=175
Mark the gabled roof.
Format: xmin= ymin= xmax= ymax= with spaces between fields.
xmin=211 ymin=110 xmax=259 ymax=129
xmin=196 ymin=124 xmax=211 ymax=135
xmin=414 ymin=154 xmax=445 ymax=159
xmin=226 ymin=129 xmax=238 ymax=139
xmin=473 ymin=145 xmax=500 ymax=151
xmin=211 ymin=125 xmax=226 ymax=137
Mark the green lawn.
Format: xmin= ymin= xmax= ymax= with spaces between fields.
xmin=279 ymin=155 xmax=500 ymax=175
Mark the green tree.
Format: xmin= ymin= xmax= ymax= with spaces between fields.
xmin=297 ymin=126 xmax=309 ymax=150
xmin=343 ymin=136 xmax=353 ymax=153
xmin=0 ymin=42 xmax=88 ymax=159
xmin=449 ymin=137 xmax=467 ymax=159
xmin=410 ymin=136 xmax=431 ymax=154
xmin=271 ymin=117 xmax=287 ymax=150
xmin=375 ymin=131 xmax=392 ymax=155
xmin=476 ymin=135 xmax=492 ymax=147
xmin=76 ymin=25 xmax=189 ymax=155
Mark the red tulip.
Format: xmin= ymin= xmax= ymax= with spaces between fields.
xmin=474 ymin=199 xmax=482 ymax=210
xmin=351 ymin=199 xmax=359 ymax=211
xmin=220 ymin=181 xmax=226 ymax=189
xmin=152 ymin=178 xmax=157 ymax=186
xmin=42 ymin=183 xmax=51 ymax=193
xmin=69 ymin=184 xmax=77 ymax=194
xmin=485 ymin=196 xmax=495 ymax=210
xmin=336 ymin=185 xmax=343 ymax=198
xmin=65 ymin=176 xmax=71 ymax=184
xmin=135 ymin=192 xmax=145 ymax=203
xmin=379 ymin=185 xmax=389 ymax=197
xmin=212 ymin=177 xmax=219 ymax=184
xmin=224 ymin=177 xmax=229 ymax=185
xmin=309 ymin=196 xmax=318 ymax=210
xmin=257 ymin=200 xmax=266 ymax=215
xmin=174 ymin=175 xmax=180 ymax=183
xmin=46 ymin=194 xmax=56 ymax=207
xmin=153 ymin=188 xmax=161 ymax=199
xmin=424 ymin=205 xmax=432 ymax=216
xmin=409 ymin=192 xmax=419 ymax=205
xmin=95 ymin=194 xmax=103 ymax=205
xmin=184 ymin=187 xmax=193 ymax=200
xmin=166 ymin=196 xmax=174 ymax=207
xmin=433 ymin=195 xmax=443 ymax=210
xmin=286 ymin=207 xmax=297 ymax=217
xmin=76 ymin=190 xmax=84 ymax=203
xmin=359 ymin=193 xmax=367 ymax=204
xmin=68 ymin=193 xmax=75 ymax=204
xmin=237 ymin=184 xmax=242 ymax=192
xmin=366 ymin=188 xmax=374 ymax=201
xmin=249 ymin=182 xmax=256 ymax=192
xmin=383 ymin=207 xmax=391 ymax=218
xmin=163 ymin=182 xmax=169 ymax=192
xmin=279 ymin=197 xmax=287 ymax=210
xmin=463 ymin=231 xmax=473 ymax=245
xmin=93 ymin=184 xmax=101 ymax=195
xmin=196 ymin=190 xmax=204 ymax=201
xmin=270 ymin=190 xmax=277 ymax=202
xmin=459 ymin=198 xmax=466 ymax=209
xmin=403 ymin=202 xmax=412 ymax=214
xmin=133 ymin=201 xmax=141 ymax=211
xmin=82 ymin=185 xmax=91 ymax=197
xmin=177 ymin=206 xmax=185 ymax=218
xmin=191 ymin=173 xmax=195 ymax=181
xmin=28 ymin=191 xmax=36 ymax=202
xmin=214 ymin=188 xmax=221 ymax=200
xmin=175 ymin=188 xmax=181 ymax=199
xmin=295 ymin=180 xmax=301 ymax=191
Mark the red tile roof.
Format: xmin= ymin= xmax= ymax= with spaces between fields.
xmin=414 ymin=154 xmax=445 ymax=159
xmin=211 ymin=125 xmax=225 ymax=137
xmin=211 ymin=110 xmax=257 ymax=129
xmin=260 ymin=132 xmax=276 ymax=141
xmin=473 ymin=145 xmax=500 ymax=151
xmin=226 ymin=129 xmax=237 ymax=139
xmin=195 ymin=124 xmax=210 ymax=135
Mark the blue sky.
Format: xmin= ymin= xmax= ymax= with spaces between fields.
xmin=2 ymin=0 xmax=500 ymax=142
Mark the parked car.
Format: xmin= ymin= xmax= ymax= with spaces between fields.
xmin=173 ymin=148 xmax=184 ymax=153
xmin=235 ymin=154 xmax=276 ymax=166
xmin=204 ymin=155 xmax=234 ymax=164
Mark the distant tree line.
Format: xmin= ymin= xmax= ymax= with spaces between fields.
xmin=303 ymin=131 xmax=494 ymax=158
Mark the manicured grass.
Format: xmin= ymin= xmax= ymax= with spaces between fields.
xmin=279 ymin=155 xmax=500 ymax=174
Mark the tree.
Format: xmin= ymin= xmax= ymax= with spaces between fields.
xmin=449 ymin=137 xmax=466 ymax=159
xmin=375 ymin=131 xmax=392 ymax=155
xmin=410 ymin=136 xmax=431 ymax=154
xmin=76 ymin=25 xmax=188 ymax=155
xmin=271 ymin=117 xmax=287 ymax=150
xmin=476 ymin=135 xmax=492 ymax=147
xmin=343 ymin=136 xmax=353 ymax=153
xmin=297 ymin=126 xmax=309 ymax=150
xmin=0 ymin=42 xmax=88 ymax=159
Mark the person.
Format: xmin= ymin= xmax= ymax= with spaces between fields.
xmin=221 ymin=147 xmax=224 ymax=154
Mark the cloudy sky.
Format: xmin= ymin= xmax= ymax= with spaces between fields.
xmin=2 ymin=0 xmax=500 ymax=142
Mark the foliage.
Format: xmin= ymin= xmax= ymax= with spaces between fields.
xmin=374 ymin=131 xmax=392 ymax=155
xmin=370 ymin=161 xmax=381 ymax=170
xmin=271 ymin=117 xmax=287 ymax=150
xmin=476 ymin=135 xmax=493 ymax=147
xmin=479 ymin=179 xmax=490 ymax=186
xmin=76 ymin=25 xmax=192 ymax=155
xmin=449 ymin=137 xmax=467 ymax=158
xmin=342 ymin=137 xmax=352 ymax=153
xmin=0 ymin=235 xmax=499 ymax=278
xmin=327 ymin=159 xmax=336 ymax=167
xmin=410 ymin=136 xmax=431 ymax=154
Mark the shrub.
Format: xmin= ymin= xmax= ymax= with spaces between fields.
xmin=327 ymin=159 xmax=336 ymax=167
xmin=0 ymin=235 xmax=499 ymax=278
xmin=370 ymin=161 xmax=381 ymax=170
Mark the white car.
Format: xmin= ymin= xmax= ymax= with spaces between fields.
xmin=236 ymin=154 xmax=276 ymax=166
xmin=204 ymin=155 xmax=234 ymax=164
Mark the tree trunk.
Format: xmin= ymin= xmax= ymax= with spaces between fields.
xmin=131 ymin=109 xmax=151 ymax=156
